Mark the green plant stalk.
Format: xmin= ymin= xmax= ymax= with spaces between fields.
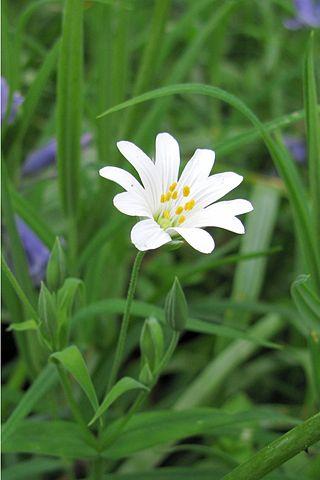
xmin=223 ymin=411 xmax=320 ymax=480
xmin=107 ymin=251 xmax=145 ymax=391
xmin=56 ymin=0 xmax=83 ymax=273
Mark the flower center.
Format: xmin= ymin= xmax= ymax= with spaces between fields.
xmin=156 ymin=183 xmax=196 ymax=229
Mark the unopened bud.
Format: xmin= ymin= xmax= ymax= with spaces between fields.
xmin=46 ymin=237 xmax=66 ymax=291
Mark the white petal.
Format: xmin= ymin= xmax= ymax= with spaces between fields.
xmin=190 ymin=199 xmax=253 ymax=233
xmin=117 ymin=141 xmax=159 ymax=210
xmin=155 ymin=133 xmax=180 ymax=193
xmin=113 ymin=192 xmax=152 ymax=217
xmin=178 ymin=148 xmax=215 ymax=189
xmin=131 ymin=219 xmax=172 ymax=251
xmin=169 ymin=227 xmax=215 ymax=254
xmin=99 ymin=166 xmax=143 ymax=192
xmin=193 ymin=172 xmax=243 ymax=209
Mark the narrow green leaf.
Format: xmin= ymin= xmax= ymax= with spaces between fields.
xmin=3 ymin=409 xmax=297 ymax=459
xmin=2 ymin=364 xmax=58 ymax=442
xmin=2 ymin=458 xmax=65 ymax=480
xmin=50 ymin=346 xmax=98 ymax=412
xmin=7 ymin=320 xmax=38 ymax=332
xmin=1 ymin=163 xmax=35 ymax=304
xmin=89 ymin=377 xmax=149 ymax=426
xmin=303 ymin=32 xmax=320 ymax=242
xmin=56 ymin=0 xmax=83 ymax=269
xmin=15 ymin=40 xmax=60 ymax=145
xmin=1 ymin=254 xmax=39 ymax=322
xmin=3 ymin=420 xmax=96 ymax=459
xmin=10 ymin=186 xmax=55 ymax=249
xmin=291 ymin=274 xmax=320 ymax=334
xmin=72 ymin=299 xmax=282 ymax=350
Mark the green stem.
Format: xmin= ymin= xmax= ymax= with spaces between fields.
xmin=107 ymin=251 xmax=145 ymax=391
xmin=223 ymin=412 xmax=320 ymax=480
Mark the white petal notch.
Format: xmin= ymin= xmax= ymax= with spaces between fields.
xmin=99 ymin=133 xmax=253 ymax=254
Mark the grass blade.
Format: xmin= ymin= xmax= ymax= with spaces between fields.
xmin=303 ymin=32 xmax=320 ymax=244
xmin=2 ymin=364 xmax=58 ymax=442
xmin=56 ymin=0 xmax=83 ymax=269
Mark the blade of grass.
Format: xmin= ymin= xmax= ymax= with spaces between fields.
xmin=122 ymin=0 xmax=171 ymax=135
xmin=56 ymin=0 xmax=83 ymax=272
xmin=303 ymin=32 xmax=320 ymax=245
xmin=2 ymin=364 xmax=58 ymax=443
xmin=10 ymin=186 xmax=55 ymax=249
xmin=134 ymin=1 xmax=238 ymax=144
xmin=7 ymin=40 xmax=60 ymax=176
xmin=175 ymin=314 xmax=283 ymax=409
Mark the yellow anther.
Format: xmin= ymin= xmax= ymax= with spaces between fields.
xmin=172 ymin=190 xmax=178 ymax=199
xmin=183 ymin=186 xmax=190 ymax=197
xmin=163 ymin=210 xmax=170 ymax=219
xmin=175 ymin=206 xmax=183 ymax=215
xmin=169 ymin=182 xmax=177 ymax=192
xmin=178 ymin=215 xmax=186 ymax=224
xmin=185 ymin=199 xmax=195 ymax=211
xmin=160 ymin=193 xmax=166 ymax=203
xmin=165 ymin=191 xmax=172 ymax=201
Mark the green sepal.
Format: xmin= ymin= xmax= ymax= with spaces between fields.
xmin=46 ymin=237 xmax=67 ymax=292
xmin=140 ymin=317 xmax=164 ymax=372
xmin=164 ymin=276 xmax=188 ymax=332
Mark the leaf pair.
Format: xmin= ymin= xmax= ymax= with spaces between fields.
xmin=51 ymin=345 xmax=148 ymax=426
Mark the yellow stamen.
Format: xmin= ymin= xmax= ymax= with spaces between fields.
xmin=185 ymin=199 xmax=195 ymax=211
xmin=163 ymin=210 xmax=170 ymax=219
xmin=175 ymin=206 xmax=183 ymax=215
xmin=160 ymin=193 xmax=166 ymax=203
xmin=183 ymin=186 xmax=190 ymax=197
xmin=169 ymin=182 xmax=177 ymax=192
xmin=178 ymin=215 xmax=186 ymax=224
xmin=165 ymin=191 xmax=172 ymax=201
xmin=172 ymin=190 xmax=178 ymax=199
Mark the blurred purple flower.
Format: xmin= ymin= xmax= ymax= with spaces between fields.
xmin=1 ymin=77 xmax=23 ymax=124
xmin=284 ymin=135 xmax=306 ymax=163
xmin=284 ymin=1 xmax=320 ymax=29
xmin=22 ymin=133 xmax=92 ymax=175
xmin=16 ymin=218 xmax=50 ymax=286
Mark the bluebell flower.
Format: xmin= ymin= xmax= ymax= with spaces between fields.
xmin=284 ymin=0 xmax=320 ymax=29
xmin=16 ymin=218 xmax=50 ymax=286
xmin=22 ymin=132 xmax=92 ymax=175
xmin=1 ymin=77 xmax=23 ymax=124
xmin=284 ymin=135 xmax=306 ymax=163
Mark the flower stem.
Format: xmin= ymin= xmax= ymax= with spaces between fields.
xmin=107 ymin=251 xmax=145 ymax=391
xmin=222 ymin=411 xmax=320 ymax=480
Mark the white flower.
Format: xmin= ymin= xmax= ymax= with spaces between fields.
xmin=99 ymin=133 xmax=253 ymax=254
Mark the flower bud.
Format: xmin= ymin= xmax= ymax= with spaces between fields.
xmin=139 ymin=362 xmax=154 ymax=387
xmin=140 ymin=317 xmax=164 ymax=372
xmin=164 ymin=277 xmax=188 ymax=332
xmin=38 ymin=282 xmax=57 ymax=346
xmin=46 ymin=237 xmax=66 ymax=292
